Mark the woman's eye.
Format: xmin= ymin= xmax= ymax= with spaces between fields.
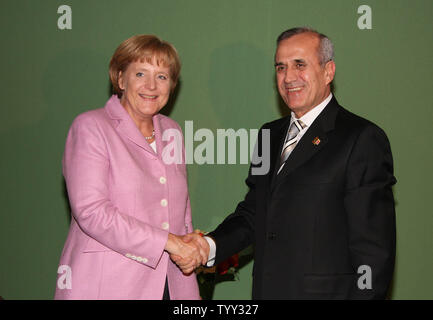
xmin=136 ymin=72 xmax=144 ymax=77
xmin=158 ymin=74 xmax=168 ymax=80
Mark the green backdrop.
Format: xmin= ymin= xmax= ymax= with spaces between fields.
xmin=0 ymin=0 xmax=432 ymax=300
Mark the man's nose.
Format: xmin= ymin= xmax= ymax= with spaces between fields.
xmin=284 ymin=68 xmax=297 ymax=83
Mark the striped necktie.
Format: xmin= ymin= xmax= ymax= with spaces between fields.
xmin=277 ymin=119 xmax=306 ymax=174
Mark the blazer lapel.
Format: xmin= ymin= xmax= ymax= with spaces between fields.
xmin=152 ymin=113 xmax=168 ymax=160
xmin=271 ymin=97 xmax=340 ymax=190
xmin=105 ymin=95 xmax=157 ymax=156
xmin=105 ymin=95 xmax=155 ymax=155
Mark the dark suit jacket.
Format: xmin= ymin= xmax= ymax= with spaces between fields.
xmin=209 ymin=97 xmax=396 ymax=299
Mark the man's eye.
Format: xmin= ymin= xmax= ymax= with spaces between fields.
xmin=158 ymin=75 xmax=168 ymax=80
xmin=136 ymin=72 xmax=144 ymax=77
xmin=276 ymin=65 xmax=285 ymax=72
xmin=296 ymin=63 xmax=306 ymax=69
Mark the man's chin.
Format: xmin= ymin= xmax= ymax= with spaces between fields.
xmin=286 ymin=103 xmax=303 ymax=112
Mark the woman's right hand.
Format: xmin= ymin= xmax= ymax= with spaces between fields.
xmin=165 ymin=233 xmax=205 ymax=274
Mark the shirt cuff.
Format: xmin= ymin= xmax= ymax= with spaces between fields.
xmin=204 ymin=236 xmax=216 ymax=267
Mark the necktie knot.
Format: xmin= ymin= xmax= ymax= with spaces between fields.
xmin=278 ymin=119 xmax=307 ymax=174
xmin=292 ymin=119 xmax=306 ymax=134
xmin=286 ymin=119 xmax=306 ymax=143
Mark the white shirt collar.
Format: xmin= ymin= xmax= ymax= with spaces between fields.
xmin=291 ymin=93 xmax=333 ymax=128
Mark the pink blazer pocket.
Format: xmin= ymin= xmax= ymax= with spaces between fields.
xmin=82 ymin=237 xmax=112 ymax=253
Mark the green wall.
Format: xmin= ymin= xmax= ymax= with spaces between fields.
xmin=0 ymin=0 xmax=432 ymax=299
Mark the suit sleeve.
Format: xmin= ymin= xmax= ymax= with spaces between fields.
xmin=208 ymin=125 xmax=268 ymax=264
xmin=344 ymin=124 xmax=396 ymax=299
xmin=63 ymin=114 xmax=168 ymax=268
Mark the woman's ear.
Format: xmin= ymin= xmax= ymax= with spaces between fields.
xmin=118 ymin=71 xmax=125 ymax=91
xmin=170 ymin=80 xmax=177 ymax=93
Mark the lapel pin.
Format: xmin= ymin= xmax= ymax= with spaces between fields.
xmin=312 ymin=137 xmax=321 ymax=145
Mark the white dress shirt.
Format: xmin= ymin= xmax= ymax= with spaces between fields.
xmin=149 ymin=140 xmax=157 ymax=153
xmin=278 ymin=93 xmax=332 ymax=173
xmin=205 ymin=93 xmax=333 ymax=266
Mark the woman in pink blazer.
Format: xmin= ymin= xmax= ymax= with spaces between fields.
xmin=55 ymin=35 xmax=202 ymax=299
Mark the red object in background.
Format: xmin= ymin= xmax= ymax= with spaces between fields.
xmin=196 ymin=231 xmax=239 ymax=276
xmin=217 ymin=253 xmax=239 ymax=275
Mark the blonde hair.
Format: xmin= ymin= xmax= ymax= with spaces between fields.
xmin=109 ymin=35 xmax=181 ymax=96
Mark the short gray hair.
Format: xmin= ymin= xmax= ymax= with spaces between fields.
xmin=277 ymin=27 xmax=334 ymax=66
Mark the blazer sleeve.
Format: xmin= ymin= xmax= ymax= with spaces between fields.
xmin=175 ymin=121 xmax=194 ymax=235
xmin=185 ymin=195 xmax=194 ymax=234
xmin=344 ymin=124 xmax=396 ymax=299
xmin=63 ymin=114 xmax=168 ymax=268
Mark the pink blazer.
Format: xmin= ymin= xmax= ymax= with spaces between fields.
xmin=55 ymin=95 xmax=200 ymax=299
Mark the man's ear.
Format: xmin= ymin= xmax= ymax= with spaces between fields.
xmin=324 ymin=60 xmax=336 ymax=85
xmin=118 ymin=71 xmax=125 ymax=90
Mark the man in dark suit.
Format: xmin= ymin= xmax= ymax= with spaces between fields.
xmin=174 ymin=27 xmax=396 ymax=299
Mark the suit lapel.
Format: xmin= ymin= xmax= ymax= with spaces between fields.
xmin=268 ymin=116 xmax=291 ymax=187
xmin=271 ymin=97 xmax=340 ymax=190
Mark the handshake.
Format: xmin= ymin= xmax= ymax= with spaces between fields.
xmin=165 ymin=230 xmax=211 ymax=274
